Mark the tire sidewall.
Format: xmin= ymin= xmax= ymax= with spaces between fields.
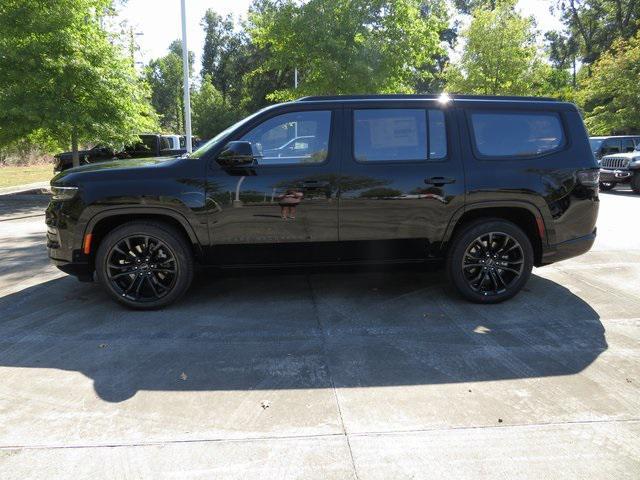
xmin=95 ymin=222 xmax=194 ymax=309
xmin=447 ymin=219 xmax=534 ymax=304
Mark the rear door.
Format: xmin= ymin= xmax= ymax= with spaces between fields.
xmin=337 ymin=101 xmax=465 ymax=259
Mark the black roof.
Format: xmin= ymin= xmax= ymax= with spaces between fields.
xmin=296 ymin=94 xmax=558 ymax=102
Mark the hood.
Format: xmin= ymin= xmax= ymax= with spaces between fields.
xmin=51 ymin=156 xmax=179 ymax=185
xmin=601 ymin=151 xmax=640 ymax=160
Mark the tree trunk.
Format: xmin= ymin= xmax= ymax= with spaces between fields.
xmin=71 ymin=127 xmax=80 ymax=168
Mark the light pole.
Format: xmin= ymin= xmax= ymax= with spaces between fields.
xmin=180 ymin=0 xmax=193 ymax=153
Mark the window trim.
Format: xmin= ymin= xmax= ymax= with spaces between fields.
xmin=350 ymin=107 xmax=449 ymax=165
xmin=466 ymin=109 xmax=568 ymax=161
xmin=237 ymin=110 xmax=334 ymax=168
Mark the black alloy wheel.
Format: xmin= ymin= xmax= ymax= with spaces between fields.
xmin=106 ymin=235 xmax=177 ymax=303
xmin=96 ymin=221 xmax=194 ymax=309
xmin=461 ymin=232 xmax=524 ymax=297
xmin=447 ymin=219 xmax=533 ymax=303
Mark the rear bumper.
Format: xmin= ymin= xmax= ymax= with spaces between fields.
xmin=541 ymin=229 xmax=596 ymax=265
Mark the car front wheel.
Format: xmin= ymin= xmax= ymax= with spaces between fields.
xmin=95 ymin=221 xmax=194 ymax=309
xmin=447 ymin=219 xmax=534 ymax=304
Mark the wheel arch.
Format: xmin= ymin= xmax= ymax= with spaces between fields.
xmin=444 ymin=202 xmax=548 ymax=266
xmin=83 ymin=208 xmax=203 ymax=268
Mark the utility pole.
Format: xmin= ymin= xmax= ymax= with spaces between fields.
xmin=180 ymin=0 xmax=193 ymax=153
xmin=294 ymin=68 xmax=298 ymax=89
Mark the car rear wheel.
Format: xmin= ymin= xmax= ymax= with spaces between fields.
xmin=632 ymin=173 xmax=640 ymax=194
xmin=599 ymin=181 xmax=616 ymax=191
xmin=447 ymin=219 xmax=534 ymax=304
xmin=95 ymin=221 xmax=194 ymax=309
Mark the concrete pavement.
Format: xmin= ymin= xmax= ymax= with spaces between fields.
xmin=0 ymin=189 xmax=639 ymax=479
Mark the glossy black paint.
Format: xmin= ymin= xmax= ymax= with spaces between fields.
xmin=46 ymin=95 xmax=599 ymax=280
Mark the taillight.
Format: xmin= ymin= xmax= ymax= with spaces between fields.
xmin=577 ymin=169 xmax=599 ymax=188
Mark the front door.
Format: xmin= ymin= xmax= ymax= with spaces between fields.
xmin=206 ymin=107 xmax=340 ymax=264
xmin=338 ymin=102 xmax=465 ymax=259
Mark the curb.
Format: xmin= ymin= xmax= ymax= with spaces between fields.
xmin=0 ymin=182 xmax=51 ymax=197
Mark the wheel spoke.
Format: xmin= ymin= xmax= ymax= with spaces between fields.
xmin=461 ymin=231 xmax=524 ymax=296
xmin=107 ymin=234 xmax=177 ymax=302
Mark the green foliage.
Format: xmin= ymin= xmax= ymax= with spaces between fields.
xmin=145 ymin=40 xmax=194 ymax=134
xmin=192 ymin=77 xmax=245 ymax=140
xmin=248 ymin=0 xmax=449 ymax=100
xmin=0 ymin=0 xmax=158 ymax=165
xmin=579 ymin=31 xmax=640 ymax=134
xmin=445 ymin=1 xmax=565 ymax=96
xmin=550 ymin=0 xmax=640 ymax=65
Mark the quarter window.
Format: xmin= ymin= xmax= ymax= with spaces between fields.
xmin=470 ymin=111 xmax=565 ymax=158
xmin=240 ymin=111 xmax=331 ymax=165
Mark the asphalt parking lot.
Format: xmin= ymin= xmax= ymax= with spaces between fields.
xmin=0 ymin=189 xmax=639 ymax=479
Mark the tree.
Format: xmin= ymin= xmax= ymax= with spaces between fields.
xmin=445 ymin=0 xmax=559 ymax=96
xmin=0 ymin=0 xmax=157 ymax=167
xmin=453 ymin=0 xmax=497 ymax=14
xmin=191 ymin=77 xmax=244 ymax=140
xmin=201 ymin=11 xmax=248 ymax=105
xmin=145 ymin=40 xmax=194 ymax=134
xmin=549 ymin=0 xmax=640 ymax=66
xmin=248 ymin=0 xmax=449 ymax=100
xmin=579 ymin=31 xmax=640 ymax=134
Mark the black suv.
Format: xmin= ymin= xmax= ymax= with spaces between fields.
xmin=47 ymin=95 xmax=599 ymax=309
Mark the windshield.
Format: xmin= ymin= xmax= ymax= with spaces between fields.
xmin=589 ymin=138 xmax=604 ymax=151
xmin=188 ymin=108 xmax=268 ymax=159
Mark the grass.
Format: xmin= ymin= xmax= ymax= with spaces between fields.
xmin=0 ymin=164 xmax=54 ymax=189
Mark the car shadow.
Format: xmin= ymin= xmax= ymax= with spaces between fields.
xmin=0 ymin=267 xmax=606 ymax=402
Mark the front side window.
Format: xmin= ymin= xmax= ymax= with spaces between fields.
xmin=470 ymin=111 xmax=565 ymax=158
xmin=240 ymin=111 xmax=331 ymax=165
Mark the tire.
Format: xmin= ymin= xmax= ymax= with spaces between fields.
xmin=95 ymin=221 xmax=194 ymax=309
xmin=447 ymin=219 xmax=534 ymax=304
xmin=599 ymin=181 xmax=616 ymax=191
xmin=632 ymin=173 xmax=640 ymax=194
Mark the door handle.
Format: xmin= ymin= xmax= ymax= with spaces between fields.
xmin=425 ymin=177 xmax=456 ymax=186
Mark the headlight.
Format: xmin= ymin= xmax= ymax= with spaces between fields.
xmin=51 ymin=186 xmax=78 ymax=200
xmin=631 ymin=157 xmax=640 ymax=166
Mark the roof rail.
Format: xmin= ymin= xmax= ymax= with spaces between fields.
xmin=296 ymin=94 xmax=558 ymax=102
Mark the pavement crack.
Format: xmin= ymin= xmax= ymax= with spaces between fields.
xmin=305 ymin=273 xmax=360 ymax=480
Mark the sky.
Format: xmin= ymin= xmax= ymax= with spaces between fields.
xmin=118 ymin=0 xmax=563 ymax=71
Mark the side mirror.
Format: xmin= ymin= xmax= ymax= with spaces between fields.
xmin=217 ymin=141 xmax=257 ymax=167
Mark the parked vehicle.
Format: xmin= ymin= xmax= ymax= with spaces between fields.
xmin=589 ymin=135 xmax=640 ymax=162
xmin=53 ymin=134 xmax=187 ymax=172
xmin=47 ymin=94 xmax=599 ymax=309
xmin=599 ymin=142 xmax=640 ymax=193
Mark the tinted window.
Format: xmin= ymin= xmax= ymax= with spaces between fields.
xmin=354 ymin=109 xmax=446 ymax=162
xmin=241 ymin=111 xmax=331 ymax=165
xmin=601 ymin=139 xmax=621 ymax=155
xmin=622 ymin=138 xmax=635 ymax=152
xmin=428 ymin=109 xmax=447 ymax=159
xmin=159 ymin=137 xmax=171 ymax=151
xmin=470 ymin=111 xmax=565 ymax=158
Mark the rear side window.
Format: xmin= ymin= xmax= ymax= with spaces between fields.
xmin=470 ymin=111 xmax=565 ymax=158
xmin=353 ymin=109 xmax=447 ymax=162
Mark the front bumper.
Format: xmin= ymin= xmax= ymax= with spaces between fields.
xmin=46 ymin=201 xmax=93 ymax=281
xmin=541 ymin=229 xmax=597 ymax=265
xmin=600 ymin=168 xmax=633 ymax=183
